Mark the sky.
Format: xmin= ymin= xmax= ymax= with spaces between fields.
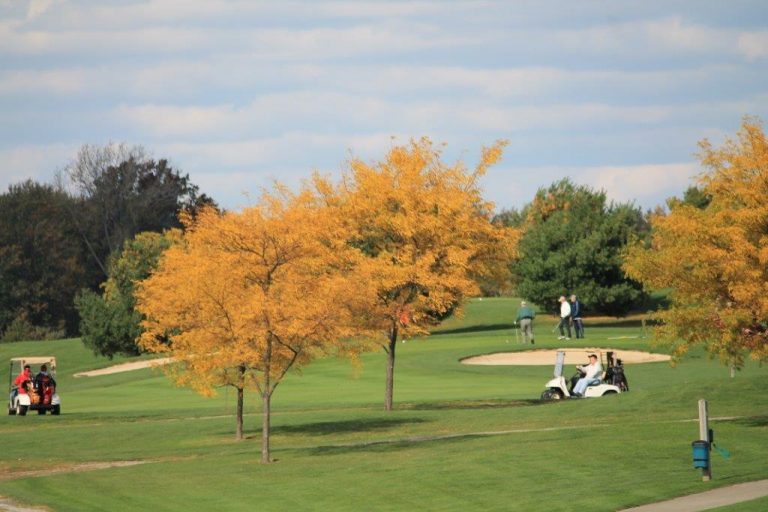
xmin=2 ymin=0 xmax=767 ymax=213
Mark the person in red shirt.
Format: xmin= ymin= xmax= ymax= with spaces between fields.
xmin=13 ymin=365 xmax=32 ymax=394
xmin=10 ymin=364 xmax=32 ymax=404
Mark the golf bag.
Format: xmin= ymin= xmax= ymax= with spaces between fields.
xmin=605 ymin=352 xmax=629 ymax=392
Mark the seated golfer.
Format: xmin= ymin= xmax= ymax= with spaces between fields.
xmin=572 ymin=353 xmax=602 ymax=397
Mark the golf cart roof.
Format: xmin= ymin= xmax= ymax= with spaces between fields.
xmin=10 ymin=357 xmax=57 ymax=366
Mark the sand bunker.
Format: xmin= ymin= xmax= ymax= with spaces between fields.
xmin=73 ymin=357 xmax=173 ymax=377
xmin=461 ymin=348 xmax=670 ymax=366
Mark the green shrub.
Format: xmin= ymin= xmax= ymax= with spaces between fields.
xmin=0 ymin=312 xmax=66 ymax=342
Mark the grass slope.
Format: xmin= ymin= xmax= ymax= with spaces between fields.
xmin=1 ymin=297 xmax=766 ymax=511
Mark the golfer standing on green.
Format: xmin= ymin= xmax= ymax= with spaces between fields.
xmin=515 ymin=301 xmax=536 ymax=344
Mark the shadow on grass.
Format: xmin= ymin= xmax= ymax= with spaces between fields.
xmin=585 ymin=319 xmax=645 ymax=329
xmin=307 ymin=431 xmax=482 ymax=456
xmin=400 ymin=398 xmax=542 ymax=411
xmin=270 ymin=417 xmax=430 ymax=437
xmin=732 ymin=415 xmax=768 ymax=428
xmin=432 ymin=323 xmax=515 ymax=336
xmin=434 ymin=318 xmax=652 ymax=334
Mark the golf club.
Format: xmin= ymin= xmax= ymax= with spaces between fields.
xmin=514 ymin=322 xmax=520 ymax=344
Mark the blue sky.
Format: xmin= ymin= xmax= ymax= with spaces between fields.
xmin=2 ymin=0 xmax=767 ymax=213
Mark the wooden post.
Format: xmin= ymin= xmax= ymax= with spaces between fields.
xmin=698 ymin=399 xmax=711 ymax=481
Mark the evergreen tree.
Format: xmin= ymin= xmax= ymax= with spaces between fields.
xmin=512 ymin=179 xmax=647 ymax=316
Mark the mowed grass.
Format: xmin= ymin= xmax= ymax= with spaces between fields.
xmin=0 ymin=297 xmax=767 ymax=511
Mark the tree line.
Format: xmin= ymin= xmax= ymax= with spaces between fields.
xmin=0 ymin=139 xmax=652 ymax=347
xmin=0 ymin=143 xmax=214 ymax=343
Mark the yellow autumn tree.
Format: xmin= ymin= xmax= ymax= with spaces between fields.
xmin=136 ymin=188 xmax=358 ymax=463
xmin=316 ymin=138 xmax=517 ymax=410
xmin=624 ymin=117 xmax=768 ymax=367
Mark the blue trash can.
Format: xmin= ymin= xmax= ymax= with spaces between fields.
xmin=692 ymin=440 xmax=710 ymax=469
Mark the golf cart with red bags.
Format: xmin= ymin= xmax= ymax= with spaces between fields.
xmin=8 ymin=356 xmax=61 ymax=416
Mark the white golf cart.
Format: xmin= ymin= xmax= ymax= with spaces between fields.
xmin=7 ymin=357 xmax=61 ymax=416
xmin=540 ymin=350 xmax=628 ymax=400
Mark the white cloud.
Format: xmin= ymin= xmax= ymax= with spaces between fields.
xmin=4 ymin=59 xmax=759 ymax=109
xmin=113 ymin=92 xmax=399 ymax=139
xmin=0 ymin=143 xmax=78 ymax=191
xmin=156 ymin=131 xmax=403 ymax=209
xmin=158 ymin=132 xmax=397 ymax=170
xmin=738 ymin=31 xmax=768 ymax=61
xmin=644 ymin=17 xmax=725 ymax=52
xmin=26 ymin=0 xmax=59 ymax=20
xmin=115 ymin=104 xmax=242 ymax=138
xmin=0 ymin=1 xmax=765 ymax=216
xmin=1 ymin=5 xmax=760 ymax=69
xmin=504 ymin=16 xmax=749 ymax=63
xmin=483 ymin=162 xmax=702 ymax=213
xmin=16 ymin=1 xmax=450 ymax=30
xmin=0 ymin=19 xmax=465 ymax=60
xmin=111 ymin=89 xmax=767 ymax=150
xmin=0 ymin=68 xmax=88 ymax=95
xmin=577 ymin=163 xmax=700 ymax=205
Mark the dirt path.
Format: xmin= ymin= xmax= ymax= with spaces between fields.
xmin=0 ymin=497 xmax=49 ymax=512
xmin=0 ymin=461 xmax=149 ymax=482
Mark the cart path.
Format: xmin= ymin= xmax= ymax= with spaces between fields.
xmin=619 ymin=479 xmax=768 ymax=511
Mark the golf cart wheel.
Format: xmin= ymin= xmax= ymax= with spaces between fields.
xmin=602 ymin=390 xmax=618 ymax=397
xmin=51 ymin=404 xmax=60 ymax=415
xmin=541 ymin=389 xmax=563 ymax=401
xmin=16 ymin=404 xmax=28 ymax=416
xmin=8 ymin=407 xmax=15 ymax=416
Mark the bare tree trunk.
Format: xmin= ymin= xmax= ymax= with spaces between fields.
xmin=261 ymin=391 xmax=271 ymax=463
xmin=261 ymin=340 xmax=272 ymax=463
xmin=384 ymin=324 xmax=398 ymax=411
xmin=235 ymin=386 xmax=244 ymax=440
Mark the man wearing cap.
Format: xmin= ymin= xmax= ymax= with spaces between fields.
xmin=557 ymin=296 xmax=572 ymax=340
xmin=572 ymin=353 xmax=603 ymax=397
xmin=515 ymin=301 xmax=536 ymax=344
